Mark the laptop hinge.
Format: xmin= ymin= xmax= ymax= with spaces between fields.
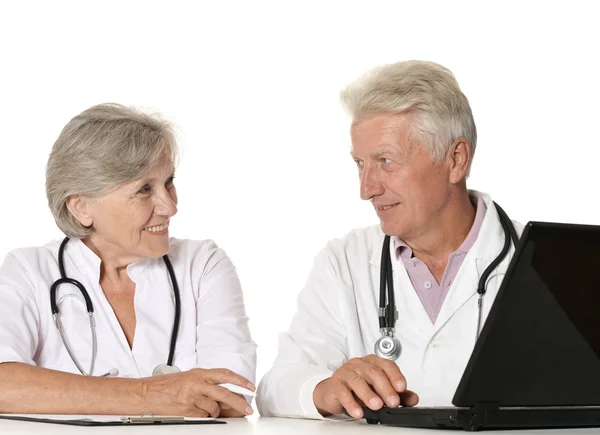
xmin=473 ymin=401 xmax=500 ymax=412
xmin=465 ymin=401 xmax=501 ymax=431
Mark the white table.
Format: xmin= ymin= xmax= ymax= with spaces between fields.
xmin=2 ymin=416 xmax=600 ymax=434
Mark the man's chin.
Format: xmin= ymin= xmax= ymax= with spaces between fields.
xmin=380 ymin=221 xmax=406 ymax=238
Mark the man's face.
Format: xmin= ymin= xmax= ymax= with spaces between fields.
xmin=351 ymin=113 xmax=454 ymax=239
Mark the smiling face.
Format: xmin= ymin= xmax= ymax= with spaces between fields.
xmin=70 ymin=156 xmax=178 ymax=265
xmin=351 ymin=113 xmax=457 ymax=240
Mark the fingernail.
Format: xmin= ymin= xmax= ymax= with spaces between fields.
xmin=369 ymin=397 xmax=383 ymax=408
xmin=388 ymin=395 xmax=400 ymax=407
xmin=247 ymin=382 xmax=256 ymax=391
xmin=352 ymin=408 xmax=363 ymax=418
xmin=245 ymin=406 xmax=254 ymax=415
xmin=395 ymin=380 xmax=405 ymax=391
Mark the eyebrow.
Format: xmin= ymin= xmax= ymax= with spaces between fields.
xmin=373 ymin=148 xmax=397 ymax=156
xmin=350 ymin=147 xmax=398 ymax=159
xmin=138 ymin=171 xmax=175 ymax=185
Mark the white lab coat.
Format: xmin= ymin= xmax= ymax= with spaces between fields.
xmin=256 ymin=191 xmax=523 ymax=419
xmin=0 ymin=237 xmax=256 ymax=384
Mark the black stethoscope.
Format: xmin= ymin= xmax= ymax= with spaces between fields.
xmin=374 ymin=202 xmax=519 ymax=361
xmin=50 ymin=237 xmax=182 ymax=377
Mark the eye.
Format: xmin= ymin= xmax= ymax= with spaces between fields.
xmin=166 ymin=176 xmax=175 ymax=188
xmin=381 ymin=158 xmax=392 ymax=165
xmin=353 ymin=159 xmax=364 ymax=168
xmin=137 ymin=184 xmax=151 ymax=194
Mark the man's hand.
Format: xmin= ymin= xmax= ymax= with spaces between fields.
xmin=313 ymin=354 xmax=419 ymax=418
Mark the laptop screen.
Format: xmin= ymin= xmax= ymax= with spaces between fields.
xmin=454 ymin=221 xmax=600 ymax=407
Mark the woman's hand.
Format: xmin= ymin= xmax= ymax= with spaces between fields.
xmin=140 ymin=368 xmax=255 ymax=417
xmin=216 ymin=393 xmax=250 ymax=417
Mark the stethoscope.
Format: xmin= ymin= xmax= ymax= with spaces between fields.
xmin=50 ymin=237 xmax=182 ymax=377
xmin=374 ymin=202 xmax=519 ymax=361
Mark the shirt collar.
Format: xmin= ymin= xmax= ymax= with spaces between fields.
xmin=66 ymin=238 xmax=150 ymax=283
xmin=393 ymin=193 xmax=488 ymax=261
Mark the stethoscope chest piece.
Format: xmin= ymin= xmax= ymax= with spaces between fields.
xmin=152 ymin=364 xmax=181 ymax=376
xmin=374 ymin=332 xmax=402 ymax=361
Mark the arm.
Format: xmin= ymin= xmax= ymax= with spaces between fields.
xmin=0 ymin=363 xmax=255 ymax=416
xmin=193 ymin=241 xmax=257 ymax=416
xmin=0 ymin=253 xmax=252 ymax=417
xmin=0 ymin=253 xmax=146 ymax=414
xmin=0 ymin=363 xmax=148 ymax=414
xmin=256 ymin=244 xmax=350 ymax=419
xmin=256 ymin=243 xmax=418 ymax=420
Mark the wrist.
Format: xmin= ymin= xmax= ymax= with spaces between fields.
xmin=135 ymin=377 xmax=153 ymax=412
xmin=313 ymin=378 xmax=333 ymax=416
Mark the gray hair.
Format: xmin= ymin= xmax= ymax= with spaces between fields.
xmin=46 ymin=103 xmax=179 ymax=239
xmin=340 ymin=60 xmax=477 ymax=175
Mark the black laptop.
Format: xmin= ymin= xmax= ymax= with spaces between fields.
xmin=358 ymin=221 xmax=600 ymax=431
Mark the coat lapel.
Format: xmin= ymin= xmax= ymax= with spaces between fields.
xmin=432 ymin=192 xmax=511 ymax=334
xmin=370 ymin=229 xmax=434 ymax=337
xmin=368 ymin=191 xmax=522 ymax=340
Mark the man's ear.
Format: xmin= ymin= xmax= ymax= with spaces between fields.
xmin=448 ymin=138 xmax=471 ymax=184
xmin=65 ymin=195 xmax=93 ymax=228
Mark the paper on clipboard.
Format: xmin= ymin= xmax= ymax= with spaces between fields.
xmin=0 ymin=413 xmax=225 ymax=425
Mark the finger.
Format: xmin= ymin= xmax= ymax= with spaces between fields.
xmin=360 ymin=364 xmax=400 ymax=408
xmin=344 ymin=374 xmax=384 ymax=411
xmin=191 ymin=396 xmax=220 ymax=418
xmin=332 ymin=382 xmax=364 ymax=419
xmin=400 ymin=390 xmax=419 ymax=407
xmin=200 ymin=384 xmax=253 ymax=416
xmin=174 ymin=389 xmax=214 ymax=417
xmin=202 ymin=368 xmax=255 ymax=391
xmin=218 ymin=406 xmax=247 ymax=418
xmin=372 ymin=357 xmax=407 ymax=393
xmin=350 ymin=358 xmax=400 ymax=408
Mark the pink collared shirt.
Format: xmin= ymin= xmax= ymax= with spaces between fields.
xmin=394 ymin=195 xmax=487 ymax=323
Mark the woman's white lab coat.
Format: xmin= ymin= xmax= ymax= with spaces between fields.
xmin=256 ymin=191 xmax=523 ymax=419
xmin=0 ymin=237 xmax=256 ymax=383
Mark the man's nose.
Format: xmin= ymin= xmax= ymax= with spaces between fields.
xmin=360 ymin=166 xmax=384 ymax=200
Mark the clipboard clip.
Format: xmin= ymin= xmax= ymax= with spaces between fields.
xmin=121 ymin=416 xmax=185 ymax=424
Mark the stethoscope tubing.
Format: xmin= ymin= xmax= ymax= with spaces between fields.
xmin=50 ymin=237 xmax=181 ymax=376
xmin=377 ymin=201 xmax=518 ymax=360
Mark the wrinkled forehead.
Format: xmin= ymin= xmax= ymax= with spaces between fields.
xmin=108 ymin=154 xmax=174 ymax=195
xmin=137 ymin=152 xmax=175 ymax=178
xmin=151 ymin=152 xmax=175 ymax=172
xmin=350 ymin=113 xmax=422 ymax=157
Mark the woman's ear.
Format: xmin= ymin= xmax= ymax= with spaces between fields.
xmin=65 ymin=195 xmax=93 ymax=228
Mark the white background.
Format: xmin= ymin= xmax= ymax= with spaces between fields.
xmin=1 ymin=0 xmax=599 ymax=394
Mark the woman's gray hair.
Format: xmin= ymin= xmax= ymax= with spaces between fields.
xmin=46 ymin=103 xmax=179 ymax=239
xmin=340 ymin=60 xmax=477 ymax=175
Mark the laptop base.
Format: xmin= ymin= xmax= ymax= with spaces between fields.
xmin=362 ymin=406 xmax=600 ymax=432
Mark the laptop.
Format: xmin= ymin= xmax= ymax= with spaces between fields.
xmin=357 ymin=221 xmax=600 ymax=431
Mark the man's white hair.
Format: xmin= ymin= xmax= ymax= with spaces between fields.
xmin=340 ymin=60 xmax=477 ymax=175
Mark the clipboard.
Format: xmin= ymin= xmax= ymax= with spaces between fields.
xmin=0 ymin=413 xmax=226 ymax=426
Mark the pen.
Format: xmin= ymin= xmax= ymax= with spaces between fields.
xmin=217 ymin=383 xmax=256 ymax=397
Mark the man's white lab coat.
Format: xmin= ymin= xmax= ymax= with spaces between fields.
xmin=257 ymin=191 xmax=523 ymax=419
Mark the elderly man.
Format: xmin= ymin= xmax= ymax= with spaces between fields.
xmin=256 ymin=60 xmax=522 ymax=419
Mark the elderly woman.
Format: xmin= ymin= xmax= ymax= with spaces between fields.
xmin=0 ymin=103 xmax=256 ymax=418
